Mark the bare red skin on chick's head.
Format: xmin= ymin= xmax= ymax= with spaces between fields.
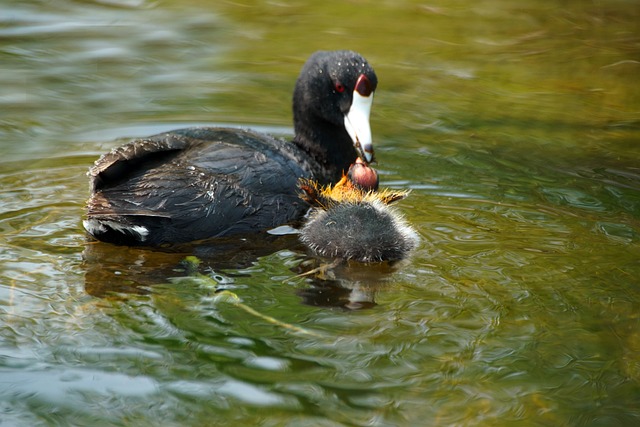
xmin=347 ymin=158 xmax=379 ymax=191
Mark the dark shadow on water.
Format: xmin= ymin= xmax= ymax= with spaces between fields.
xmin=82 ymin=232 xmax=299 ymax=296
xmin=291 ymin=258 xmax=403 ymax=310
xmin=82 ymin=231 xmax=400 ymax=309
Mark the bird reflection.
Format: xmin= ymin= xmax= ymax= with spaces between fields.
xmin=82 ymin=232 xmax=403 ymax=310
xmin=82 ymin=232 xmax=299 ymax=297
xmin=290 ymin=257 xmax=403 ymax=310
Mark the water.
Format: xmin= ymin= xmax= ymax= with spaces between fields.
xmin=1 ymin=0 xmax=639 ymax=425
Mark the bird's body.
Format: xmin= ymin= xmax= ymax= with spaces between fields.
xmin=84 ymin=50 xmax=378 ymax=245
xmin=85 ymin=128 xmax=313 ymax=245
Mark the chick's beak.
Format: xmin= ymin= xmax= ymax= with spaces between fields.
xmin=344 ymin=74 xmax=375 ymax=164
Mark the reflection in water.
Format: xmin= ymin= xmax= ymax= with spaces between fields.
xmin=83 ymin=232 xmax=400 ymax=310
xmin=292 ymin=259 xmax=405 ymax=310
xmin=82 ymin=233 xmax=299 ymax=296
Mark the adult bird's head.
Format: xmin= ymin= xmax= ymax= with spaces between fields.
xmin=292 ymin=50 xmax=378 ymax=182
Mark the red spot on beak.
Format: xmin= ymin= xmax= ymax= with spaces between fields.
xmin=354 ymin=74 xmax=373 ymax=97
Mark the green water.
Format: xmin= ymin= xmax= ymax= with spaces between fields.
xmin=1 ymin=0 xmax=639 ymax=426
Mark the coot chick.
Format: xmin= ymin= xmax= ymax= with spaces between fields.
xmin=84 ymin=50 xmax=378 ymax=246
xmin=299 ymin=164 xmax=418 ymax=263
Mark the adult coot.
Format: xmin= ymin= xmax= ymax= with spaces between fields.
xmin=299 ymin=163 xmax=419 ymax=263
xmin=83 ymin=50 xmax=378 ymax=245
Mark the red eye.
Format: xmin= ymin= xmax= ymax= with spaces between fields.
xmin=334 ymin=82 xmax=345 ymax=93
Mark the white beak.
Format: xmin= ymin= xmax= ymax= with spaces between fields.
xmin=344 ymin=89 xmax=374 ymax=163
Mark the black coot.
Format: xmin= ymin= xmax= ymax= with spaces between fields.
xmin=83 ymin=50 xmax=378 ymax=245
xmin=299 ymin=163 xmax=419 ymax=263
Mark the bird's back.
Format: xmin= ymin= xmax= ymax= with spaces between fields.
xmin=85 ymin=127 xmax=312 ymax=245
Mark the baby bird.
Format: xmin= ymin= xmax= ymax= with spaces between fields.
xmin=299 ymin=161 xmax=418 ymax=262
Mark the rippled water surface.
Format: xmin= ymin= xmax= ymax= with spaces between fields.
xmin=1 ymin=0 xmax=639 ymax=426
